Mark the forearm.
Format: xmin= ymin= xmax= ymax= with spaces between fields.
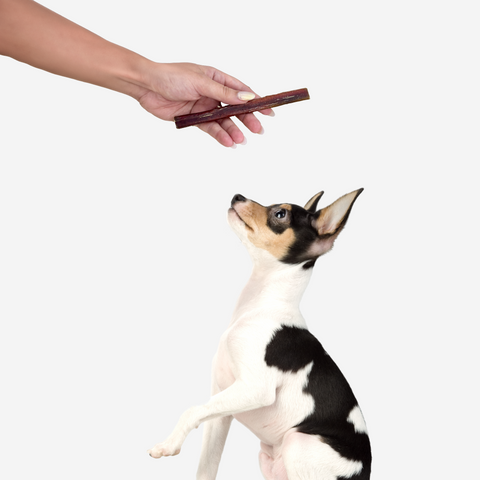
xmin=0 ymin=0 xmax=268 ymax=146
xmin=0 ymin=0 xmax=149 ymax=98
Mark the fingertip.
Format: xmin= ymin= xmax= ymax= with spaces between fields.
xmin=229 ymin=136 xmax=247 ymax=148
xmin=221 ymin=133 xmax=238 ymax=149
xmin=237 ymin=91 xmax=256 ymax=102
xmin=221 ymin=135 xmax=235 ymax=148
xmin=198 ymin=121 xmax=236 ymax=148
xmin=260 ymin=108 xmax=275 ymax=117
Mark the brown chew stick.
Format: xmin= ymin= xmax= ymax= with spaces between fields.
xmin=174 ymin=88 xmax=310 ymax=129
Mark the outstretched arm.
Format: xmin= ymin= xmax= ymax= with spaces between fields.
xmin=0 ymin=0 xmax=272 ymax=147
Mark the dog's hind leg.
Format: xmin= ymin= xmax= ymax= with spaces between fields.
xmin=282 ymin=432 xmax=363 ymax=480
xmin=259 ymin=442 xmax=289 ymax=480
xmin=259 ymin=443 xmax=275 ymax=480
xmin=259 ymin=451 xmax=273 ymax=480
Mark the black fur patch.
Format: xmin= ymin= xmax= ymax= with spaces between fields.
xmin=265 ymin=325 xmax=372 ymax=479
xmin=266 ymin=204 xmax=321 ymax=265
xmin=302 ymin=259 xmax=317 ymax=269
xmin=266 ymin=208 xmax=291 ymax=235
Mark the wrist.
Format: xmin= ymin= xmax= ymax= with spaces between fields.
xmin=113 ymin=51 xmax=158 ymax=100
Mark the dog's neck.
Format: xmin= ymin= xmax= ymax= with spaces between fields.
xmin=231 ymin=254 xmax=313 ymax=325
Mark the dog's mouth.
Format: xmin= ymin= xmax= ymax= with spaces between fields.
xmin=230 ymin=207 xmax=253 ymax=231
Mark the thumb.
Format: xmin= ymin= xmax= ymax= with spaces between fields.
xmin=197 ymin=77 xmax=257 ymax=105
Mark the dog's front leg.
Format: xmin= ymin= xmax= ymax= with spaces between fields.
xmin=196 ymin=370 xmax=234 ymax=480
xmin=148 ymin=379 xmax=274 ymax=459
xmin=196 ymin=415 xmax=233 ymax=480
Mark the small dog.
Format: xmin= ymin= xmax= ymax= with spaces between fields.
xmin=149 ymin=189 xmax=371 ymax=480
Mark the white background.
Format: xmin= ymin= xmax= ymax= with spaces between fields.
xmin=1 ymin=1 xmax=478 ymax=479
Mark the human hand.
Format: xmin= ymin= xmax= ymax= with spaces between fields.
xmin=135 ymin=62 xmax=273 ymax=147
xmin=0 ymin=2 xmax=271 ymax=147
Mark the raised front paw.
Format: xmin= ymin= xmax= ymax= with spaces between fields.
xmin=148 ymin=440 xmax=182 ymax=459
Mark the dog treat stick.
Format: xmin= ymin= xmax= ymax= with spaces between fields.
xmin=174 ymin=88 xmax=310 ymax=129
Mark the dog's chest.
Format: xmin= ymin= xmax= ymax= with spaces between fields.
xmin=233 ymin=363 xmax=315 ymax=444
xmin=212 ymin=319 xmax=317 ymax=444
xmin=212 ymin=319 xmax=277 ymax=391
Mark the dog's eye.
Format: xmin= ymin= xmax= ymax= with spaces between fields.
xmin=275 ymin=209 xmax=287 ymax=219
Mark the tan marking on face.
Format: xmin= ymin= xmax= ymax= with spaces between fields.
xmin=235 ymin=201 xmax=296 ymax=259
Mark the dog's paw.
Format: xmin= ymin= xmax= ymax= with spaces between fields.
xmin=148 ymin=440 xmax=181 ymax=459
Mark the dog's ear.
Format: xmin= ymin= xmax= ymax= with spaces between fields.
xmin=304 ymin=191 xmax=324 ymax=213
xmin=310 ymin=189 xmax=363 ymax=256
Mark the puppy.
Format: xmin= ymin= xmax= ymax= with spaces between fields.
xmin=149 ymin=189 xmax=371 ymax=480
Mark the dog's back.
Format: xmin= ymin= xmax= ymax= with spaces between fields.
xmin=266 ymin=325 xmax=371 ymax=479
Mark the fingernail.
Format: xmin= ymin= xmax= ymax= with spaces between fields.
xmin=268 ymin=111 xmax=276 ymax=117
xmin=257 ymin=127 xmax=265 ymax=135
xmin=237 ymin=91 xmax=256 ymax=101
xmin=230 ymin=143 xmax=237 ymax=149
xmin=240 ymin=138 xmax=247 ymax=146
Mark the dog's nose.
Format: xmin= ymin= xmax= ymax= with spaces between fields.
xmin=231 ymin=194 xmax=247 ymax=206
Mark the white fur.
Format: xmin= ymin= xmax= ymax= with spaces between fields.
xmin=149 ymin=195 xmax=365 ymax=480
xmin=148 ymin=243 xmax=318 ymax=474
xmin=281 ymin=432 xmax=363 ymax=480
xmin=347 ymin=406 xmax=368 ymax=434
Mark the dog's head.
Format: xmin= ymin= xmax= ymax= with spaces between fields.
xmin=228 ymin=189 xmax=363 ymax=268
